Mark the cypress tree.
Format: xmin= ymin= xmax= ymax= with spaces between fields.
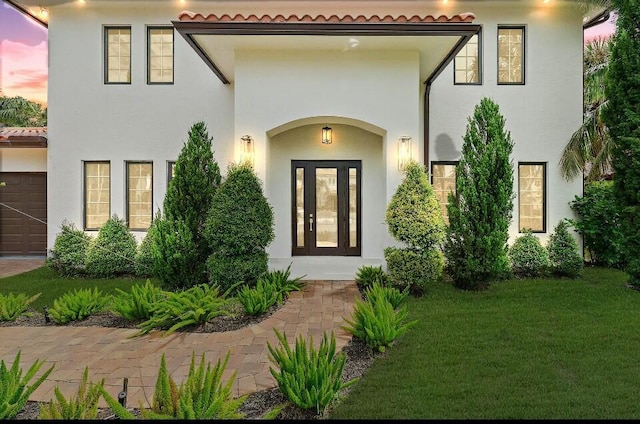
xmin=602 ymin=0 xmax=640 ymax=286
xmin=445 ymin=97 xmax=515 ymax=290
xmin=153 ymin=121 xmax=221 ymax=288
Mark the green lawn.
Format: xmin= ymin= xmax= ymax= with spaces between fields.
xmin=0 ymin=267 xmax=154 ymax=311
xmin=330 ymin=267 xmax=639 ymax=420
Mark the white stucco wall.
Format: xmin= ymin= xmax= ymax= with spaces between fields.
xmin=47 ymin=5 xmax=234 ymax=242
xmin=44 ymin=0 xmax=585 ymax=277
xmin=429 ymin=2 xmax=584 ymax=245
xmin=0 ymin=149 xmax=47 ymax=172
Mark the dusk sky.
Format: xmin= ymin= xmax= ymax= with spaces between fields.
xmin=0 ymin=1 xmax=617 ymax=107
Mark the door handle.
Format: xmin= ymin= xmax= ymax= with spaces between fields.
xmin=309 ymin=214 xmax=314 ymax=232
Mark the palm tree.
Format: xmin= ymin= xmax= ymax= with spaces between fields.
xmin=0 ymin=94 xmax=47 ymax=127
xmin=559 ymin=38 xmax=613 ymax=181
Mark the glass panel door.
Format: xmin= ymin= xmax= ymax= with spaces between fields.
xmin=291 ymin=160 xmax=361 ymax=256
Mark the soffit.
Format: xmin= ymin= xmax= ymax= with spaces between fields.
xmin=173 ymin=12 xmax=481 ymax=84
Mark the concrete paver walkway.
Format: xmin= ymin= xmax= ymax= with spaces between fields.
xmin=0 ymin=257 xmax=46 ymax=278
xmin=0 ymin=279 xmax=360 ymax=409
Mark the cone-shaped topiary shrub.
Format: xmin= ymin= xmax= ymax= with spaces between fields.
xmin=445 ymin=97 xmax=515 ymax=290
xmin=205 ymin=163 xmax=274 ymax=292
xmin=547 ymin=220 xmax=583 ymax=278
xmin=134 ymin=226 xmax=154 ymax=278
xmin=508 ymin=231 xmax=550 ymax=278
xmin=384 ymin=160 xmax=445 ymax=294
xmin=154 ymin=121 xmax=222 ymax=288
xmin=85 ymin=215 xmax=137 ymax=277
xmin=46 ymin=220 xmax=92 ymax=277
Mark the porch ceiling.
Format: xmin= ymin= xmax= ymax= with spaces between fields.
xmin=172 ymin=12 xmax=482 ymax=85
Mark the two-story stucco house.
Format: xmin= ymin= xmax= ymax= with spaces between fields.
xmin=2 ymin=0 xmax=607 ymax=279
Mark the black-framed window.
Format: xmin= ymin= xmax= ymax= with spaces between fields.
xmin=167 ymin=161 xmax=176 ymax=185
xmin=104 ymin=26 xmax=131 ymax=84
xmin=518 ymin=163 xmax=546 ymax=232
xmin=431 ymin=161 xmax=458 ymax=224
xmin=126 ymin=161 xmax=153 ymax=230
xmin=497 ymin=25 xmax=525 ymax=85
xmin=84 ymin=161 xmax=111 ymax=230
xmin=147 ymin=26 xmax=174 ymax=84
xmin=454 ymin=32 xmax=482 ymax=85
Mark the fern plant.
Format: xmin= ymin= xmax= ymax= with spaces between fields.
xmin=135 ymin=283 xmax=235 ymax=336
xmin=263 ymin=264 xmax=306 ymax=302
xmin=0 ymin=350 xmax=55 ymax=419
xmin=38 ymin=367 xmax=103 ymax=419
xmin=267 ymin=329 xmax=357 ymax=414
xmin=0 ymin=292 xmax=41 ymax=321
xmin=342 ymin=297 xmax=417 ymax=352
xmin=355 ymin=265 xmax=388 ymax=289
xmin=363 ymin=281 xmax=409 ymax=310
xmin=237 ymin=277 xmax=280 ymax=315
xmin=111 ymin=279 xmax=166 ymax=321
xmin=48 ymin=288 xmax=111 ymax=324
xmin=142 ymin=352 xmax=245 ymax=419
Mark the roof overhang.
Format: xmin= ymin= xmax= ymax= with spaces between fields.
xmin=172 ymin=12 xmax=481 ymax=85
xmin=0 ymin=127 xmax=48 ymax=148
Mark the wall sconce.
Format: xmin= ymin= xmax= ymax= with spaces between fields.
xmin=240 ymin=135 xmax=254 ymax=167
xmin=398 ymin=136 xmax=412 ymax=170
xmin=39 ymin=7 xmax=49 ymax=18
xmin=322 ymin=126 xmax=332 ymax=145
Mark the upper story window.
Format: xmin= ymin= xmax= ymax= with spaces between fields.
xmin=431 ymin=162 xmax=458 ymax=224
xmin=127 ymin=161 xmax=153 ymax=230
xmin=497 ymin=26 xmax=525 ymax=85
xmin=148 ymin=27 xmax=174 ymax=84
xmin=454 ymin=33 xmax=481 ymax=85
xmin=518 ymin=163 xmax=546 ymax=233
xmin=104 ymin=26 xmax=131 ymax=84
xmin=84 ymin=161 xmax=110 ymax=230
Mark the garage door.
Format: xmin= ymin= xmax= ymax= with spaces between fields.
xmin=0 ymin=173 xmax=47 ymax=256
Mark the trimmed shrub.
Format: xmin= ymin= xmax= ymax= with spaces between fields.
xmin=205 ymin=163 xmax=274 ymax=291
xmin=206 ymin=252 xmax=268 ymax=294
xmin=46 ymin=221 xmax=91 ymax=277
xmin=355 ymin=265 xmax=388 ymax=289
xmin=384 ymin=161 xmax=445 ymax=294
xmin=150 ymin=213 xmax=202 ymax=291
xmin=570 ymin=181 xmax=625 ymax=268
xmin=445 ymin=97 xmax=515 ymax=290
xmin=508 ymin=231 xmax=550 ymax=278
xmin=134 ymin=229 xmax=154 ymax=278
xmin=384 ymin=247 xmax=444 ymax=295
xmin=85 ymin=215 xmax=137 ymax=278
xmin=547 ymin=220 xmax=584 ymax=278
xmin=385 ymin=161 xmax=445 ymax=249
xmin=159 ymin=121 xmax=222 ymax=288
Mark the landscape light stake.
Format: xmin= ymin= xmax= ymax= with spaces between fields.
xmin=43 ymin=306 xmax=50 ymax=323
xmin=118 ymin=377 xmax=128 ymax=407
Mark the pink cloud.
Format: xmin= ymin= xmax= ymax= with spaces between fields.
xmin=0 ymin=39 xmax=47 ymax=105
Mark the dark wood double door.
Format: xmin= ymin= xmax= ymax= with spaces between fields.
xmin=291 ymin=160 xmax=361 ymax=256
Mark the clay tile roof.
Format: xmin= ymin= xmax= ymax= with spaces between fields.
xmin=0 ymin=127 xmax=48 ymax=147
xmin=177 ymin=11 xmax=476 ymax=24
